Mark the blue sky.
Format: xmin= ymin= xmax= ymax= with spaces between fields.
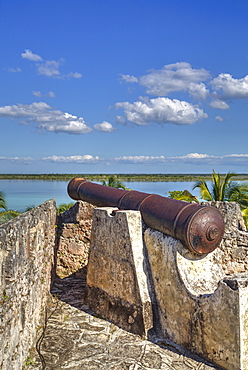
xmin=1 ymin=0 xmax=248 ymax=174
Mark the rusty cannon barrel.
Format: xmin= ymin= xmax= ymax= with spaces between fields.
xmin=68 ymin=177 xmax=225 ymax=255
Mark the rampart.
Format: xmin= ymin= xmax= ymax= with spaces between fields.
xmin=0 ymin=200 xmax=57 ymax=370
xmin=1 ymin=197 xmax=248 ymax=369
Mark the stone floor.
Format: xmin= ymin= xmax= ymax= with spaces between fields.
xmin=24 ymin=268 xmax=220 ymax=370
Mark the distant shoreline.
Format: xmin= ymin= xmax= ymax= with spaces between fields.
xmin=1 ymin=173 xmax=248 ymax=182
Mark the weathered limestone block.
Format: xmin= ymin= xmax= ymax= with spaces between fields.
xmin=82 ymin=201 xmax=248 ymax=369
xmin=56 ymin=201 xmax=95 ymax=277
xmin=144 ymin=228 xmax=248 ymax=370
xmin=202 ymin=202 xmax=248 ymax=275
xmin=85 ymin=207 xmax=153 ymax=338
xmin=0 ymin=200 xmax=57 ymax=370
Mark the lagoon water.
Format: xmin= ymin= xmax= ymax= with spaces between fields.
xmin=0 ymin=179 xmax=199 ymax=212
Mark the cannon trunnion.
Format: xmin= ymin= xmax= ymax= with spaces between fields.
xmin=67 ymin=177 xmax=224 ymax=255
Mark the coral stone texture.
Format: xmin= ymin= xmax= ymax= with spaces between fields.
xmin=2 ymin=199 xmax=248 ymax=370
xmin=0 ymin=200 xmax=57 ymax=370
xmin=144 ymin=202 xmax=248 ymax=370
xmin=56 ymin=201 xmax=95 ymax=277
xmin=86 ymin=202 xmax=248 ymax=370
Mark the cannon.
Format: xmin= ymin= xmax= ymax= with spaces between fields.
xmin=67 ymin=177 xmax=225 ymax=255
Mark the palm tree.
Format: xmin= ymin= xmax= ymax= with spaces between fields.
xmin=242 ymin=208 xmax=248 ymax=229
xmin=0 ymin=210 xmax=20 ymax=223
xmin=57 ymin=202 xmax=75 ymax=214
xmin=167 ymin=190 xmax=199 ymax=203
xmin=0 ymin=190 xmax=20 ymax=223
xmin=25 ymin=205 xmax=35 ymax=212
xmin=102 ymin=175 xmax=128 ymax=190
xmin=193 ymin=170 xmax=248 ymax=209
xmin=0 ymin=191 xmax=7 ymax=211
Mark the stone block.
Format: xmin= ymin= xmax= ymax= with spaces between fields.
xmin=145 ymin=228 xmax=248 ymax=370
xmin=85 ymin=207 xmax=153 ymax=338
xmin=0 ymin=199 xmax=57 ymax=370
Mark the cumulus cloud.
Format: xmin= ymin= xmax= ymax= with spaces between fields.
xmin=115 ymin=97 xmax=208 ymax=125
xmin=1 ymin=152 xmax=248 ymax=168
xmin=209 ymin=99 xmax=230 ymax=109
xmin=32 ymin=91 xmax=42 ymax=97
xmin=188 ymin=83 xmax=210 ymax=100
xmin=0 ymin=102 xmax=92 ymax=134
xmin=21 ymin=49 xmax=82 ymax=79
xmin=37 ymin=60 xmax=61 ymax=77
xmin=94 ymin=121 xmax=116 ymax=132
xmin=215 ymin=116 xmax=224 ymax=122
xmin=0 ymin=156 xmax=34 ymax=164
xmin=7 ymin=67 xmax=22 ymax=73
xmin=21 ymin=49 xmax=43 ymax=62
xmin=211 ymin=73 xmax=248 ymax=99
xmin=138 ymin=62 xmax=211 ymax=96
xmin=47 ymin=91 xmax=56 ymax=97
xmin=0 ymin=102 xmax=51 ymax=118
xmin=179 ymin=153 xmax=211 ymax=159
xmin=119 ymin=74 xmax=139 ymax=83
xmin=69 ymin=72 xmax=83 ymax=79
xmin=32 ymin=91 xmax=55 ymax=98
xmin=113 ymin=155 xmax=166 ymax=164
xmin=42 ymin=155 xmax=100 ymax=163
xmin=170 ymin=153 xmax=248 ymax=166
xmin=112 ymin=153 xmax=248 ymax=166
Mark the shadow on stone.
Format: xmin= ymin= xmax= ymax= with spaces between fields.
xmin=51 ymin=266 xmax=87 ymax=310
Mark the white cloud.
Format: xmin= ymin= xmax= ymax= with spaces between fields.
xmin=37 ymin=60 xmax=61 ymax=77
xmin=211 ymin=73 xmax=248 ymax=99
xmin=113 ymin=155 xmax=166 ymax=164
xmin=188 ymin=83 xmax=210 ymax=100
xmin=215 ymin=116 xmax=224 ymax=122
xmin=21 ymin=50 xmax=82 ymax=79
xmin=7 ymin=67 xmax=22 ymax=73
xmin=138 ymin=62 xmax=211 ymax=96
xmin=94 ymin=121 xmax=116 ymax=132
xmin=32 ymin=91 xmax=42 ymax=97
xmin=112 ymin=153 xmax=248 ymax=167
xmin=179 ymin=153 xmax=211 ymax=159
xmin=119 ymin=74 xmax=139 ymax=83
xmin=209 ymin=99 xmax=230 ymax=109
xmin=47 ymin=91 xmax=55 ymax=98
xmin=170 ymin=153 xmax=248 ymax=166
xmin=42 ymin=155 xmax=100 ymax=163
xmin=0 ymin=156 xmax=34 ymax=164
xmin=0 ymin=102 xmax=92 ymax=134
xmin=21 ymin=49 xmax=43 ymax=62
xmin=115 ymin=97 xmax=208 ymax=125
xmin=35 ymin=111 xmax=92 ymax=134
xmin=70 ymin=72 xmax=83 ymax=79
xmin=32 ymin=91 xmax=55 ymax=98
xmin=1 ymin=152 xmax=248 ymax=168
xmin=0 ymin=102 xmax=51 ymax=118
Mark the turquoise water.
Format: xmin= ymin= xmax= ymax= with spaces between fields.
xmin=0 ymin=179 xmax=199 ymax=212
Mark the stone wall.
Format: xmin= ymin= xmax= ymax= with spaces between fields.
xmin=0 ymin=200 xmax=57 ymax=370
xmin=56 ymin=201 xmax=95 ymax=277
xmin=143 ymin=203 xmax=248 ymax=370
xmin=85 ymin=208 xmax=153 ymax=338
xmin=1 ymin=196 xmax=248 ymax=370
xmin=86 ymin=202 xmax=248 ymax=370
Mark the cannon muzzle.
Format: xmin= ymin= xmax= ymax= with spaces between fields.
xmin=67 ymin=177 xmax=225 ymax=255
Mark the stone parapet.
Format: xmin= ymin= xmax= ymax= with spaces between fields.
xmin=86 ymin=202 xmax=248 ymax=370
xmin=56 ymin=201 xmax=95 ymax=277
xmin=0 ymin=200 xmax=57 ymax=370
xmin=85 ymin=207 xmax=153 ymax=338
